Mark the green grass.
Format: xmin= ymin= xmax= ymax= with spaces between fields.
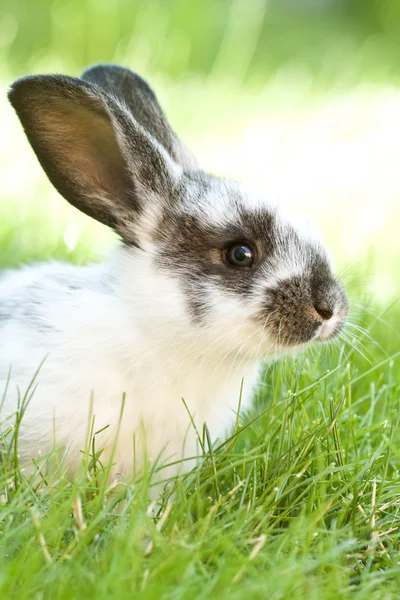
xmin=0 ymin=298 xmax=399 ymax=599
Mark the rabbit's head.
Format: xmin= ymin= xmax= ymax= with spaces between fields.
xmin=8 ymin=65 xmax=348 ymax=359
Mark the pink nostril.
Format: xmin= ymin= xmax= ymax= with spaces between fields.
xmin=314 ymin=304 xmax=333 ymax=321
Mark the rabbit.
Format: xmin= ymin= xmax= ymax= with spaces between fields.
xmin=0 ymin=64 xmax=348 ymax=484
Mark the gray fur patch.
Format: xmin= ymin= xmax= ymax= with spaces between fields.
xmin=152 ymin=173 xmax=348 ymax=339
xmin=261 ymin=273 xmax=347 ymax=346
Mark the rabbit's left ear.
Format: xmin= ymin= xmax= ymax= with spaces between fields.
xmin=8 ymin=74 xmax=178 ymax=244
xmin=81 ymin=64 xmax=198 ymax=171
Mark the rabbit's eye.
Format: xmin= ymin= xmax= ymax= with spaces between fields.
xmin=224 ymin=243 xmax=254 ymax=267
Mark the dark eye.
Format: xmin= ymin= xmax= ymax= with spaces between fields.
xmin=224 ymin=243 xmax=254 ymax=267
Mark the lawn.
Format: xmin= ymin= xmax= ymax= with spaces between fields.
xmin=0 ymin=302 xmax=399 ymax=599
xmin=1 ymin=1 xmax=400 ymax=598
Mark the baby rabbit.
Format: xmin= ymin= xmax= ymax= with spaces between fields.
xmin=0 ymin=64 xmax=348 ymax=481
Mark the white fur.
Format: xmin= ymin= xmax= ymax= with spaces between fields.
xmin=0 ymin=249 xmax=261 ymax=482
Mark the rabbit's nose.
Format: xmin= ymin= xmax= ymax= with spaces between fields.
xmin=314 ymin=303 xmax=333 ymax=321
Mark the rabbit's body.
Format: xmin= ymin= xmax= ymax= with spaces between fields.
xmin=1 ymin=64 xmax=348 ymax=482
xmin=0 ymin=250 xmax=259 ymax=476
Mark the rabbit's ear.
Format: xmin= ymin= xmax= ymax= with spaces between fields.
xmin=8 ymin=74 xmax=177 ymax=242
xmin=81 ymin=64 xmax=197 ymax=171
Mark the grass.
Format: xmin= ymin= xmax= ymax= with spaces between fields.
xmin=0 ymin=297 xmax=399 ymax=599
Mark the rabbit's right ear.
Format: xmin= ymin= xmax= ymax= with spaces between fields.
xmin=8 ymin=74 xmax=178 ymax=244
xmin=81 ymin=64 xmax=198 ymax=171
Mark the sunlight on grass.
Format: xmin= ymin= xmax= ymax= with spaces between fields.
xmin=1 ymin=328 xmax=400 ymax=599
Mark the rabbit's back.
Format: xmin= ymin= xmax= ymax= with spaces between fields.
xmin=0 ymin=260 xmax=137 ymax=471
xmin=0 ymin=261 xmax=120 ymax=405
xmin=0 ymin=261 xmax=113 ymax=370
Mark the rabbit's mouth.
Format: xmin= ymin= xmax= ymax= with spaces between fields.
xmin=261 ymin=313 xmax=346 ymax=352
xmin=317 ymin=316 xmax=343 ymax=341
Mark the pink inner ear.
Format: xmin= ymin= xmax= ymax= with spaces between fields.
xmin=34 ymin=98 xmax=128 ymax=201
xmin=10 ymin=75 xmax=171 ymax=232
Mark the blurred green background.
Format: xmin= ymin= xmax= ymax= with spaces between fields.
xmin=0 ymin=0 xmax=399 ymax=308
